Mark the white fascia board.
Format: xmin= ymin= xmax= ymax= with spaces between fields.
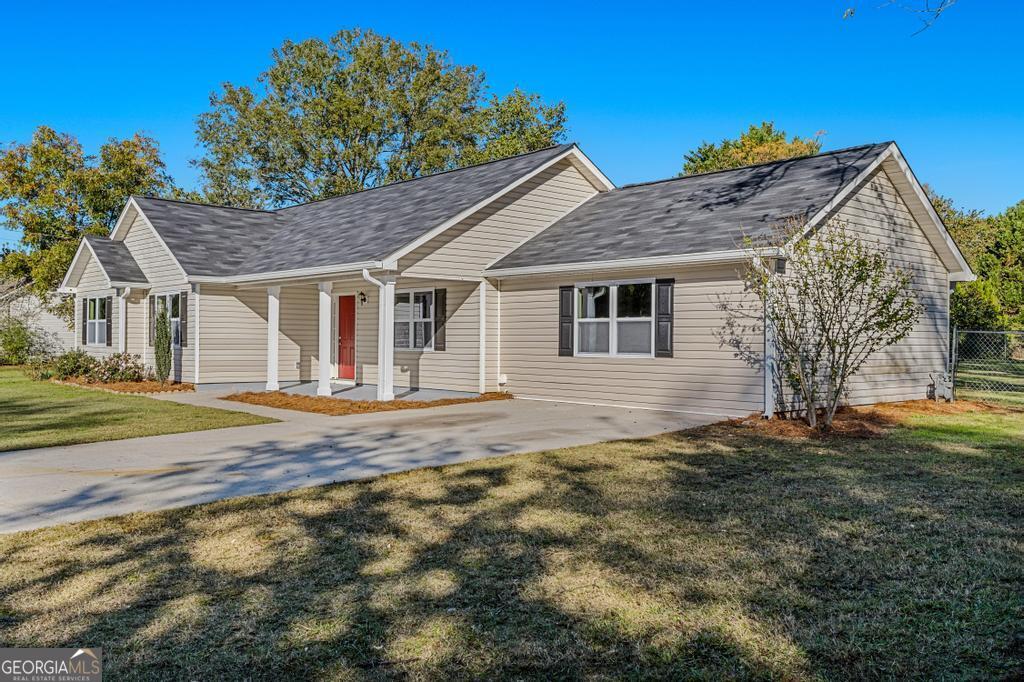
xmin=58 ymin=239 xmax=94 ymax=291
xmin=382 ymin=147 xmax=613 ymax=267
xmin=188 ymin=260 xmax=383 ymax=286
xmin=484 ymin=248 xmax=769 ymax=278
xmin=884 ymin=145 xmax=974 ymax=278
xmin=799 ymin=143 xmax=974 ymax=280
xmin=799 ymin=144 xmax=894 ymax=242
xmin=109 ymin=280 xmax=150 ymax=288
xmin=111 ymin=197 xmax=190 ymax=281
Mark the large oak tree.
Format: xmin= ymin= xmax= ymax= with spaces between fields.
xmin=194 ymin=28 xmax=567 ymax=208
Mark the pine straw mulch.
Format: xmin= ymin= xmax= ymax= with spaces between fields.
xmin=731 ymin=399 xmax=1018 ymax=440
xmin=223 ymin=390 xmax=513 ymax=416
xmin=55 ymin=378 xmax=195 ymax=394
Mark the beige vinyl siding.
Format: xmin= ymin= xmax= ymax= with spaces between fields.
xmin=358 ymin=280 xmax=484 ymax=393
xmin=75 ymin=252 xmax=118 ymax=359
xmin=120 ymin=213 xmax=186 ymax=286
xmin=399 ymin=159 xmax=600 ymax=278
xmin=499 ymin=264 xmax=764 ymax=416
xmin=198 ymin=285 xmax=271 ymax=384
xmin=124 ymin=291 xmax=147 ymax=359
xmin=820 ymin=167 xmax=950 ymax=405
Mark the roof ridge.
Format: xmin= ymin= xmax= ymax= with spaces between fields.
xmin=132 ymin=194 xmax=277 ymax=214
xmin=617 ymin=141 xmax=893 ymax=191
xmin=274 ymin=143 xmax=575 ymax=213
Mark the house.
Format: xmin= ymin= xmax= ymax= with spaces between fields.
xmin=58 ymin=142 xmax=973 ymax=417
xmin=1 ymin=283 xmax=76 ymax=353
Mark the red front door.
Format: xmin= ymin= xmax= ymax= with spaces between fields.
xmin=337 ymin=295 xmax=356 ymax=380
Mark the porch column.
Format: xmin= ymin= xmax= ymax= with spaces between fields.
xmin=377 ymin=276 xmax=396 ymax=401
xmin=266 ymin=286 xmax=281 ymax=391
xmin=318 ymin=281 xmax=333 ymax=396
xmin=118 ymin=286 xmax=129 ymax=350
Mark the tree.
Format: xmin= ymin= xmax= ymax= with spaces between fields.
xmin=0 ymin=127 xmax=174 ymax=320
xmin=193 ymin=28 xmax=567 ymax=208
xmin=732 ymin=219 xmax=922 ymax=430
xmin=928 ymin=188 xmax=1024 ymax=330
xmin=950 ymin=279 xmax=1006 ymax=331
xmin=464 ymin=87 xmax=567 ymax=165
xmin=681 ymin=122 xmax=822 ymax=176
xmin=154 ymin=307 xmax=171 ymax=385
xmin=843 ymin=1 xmax=959 ymax=34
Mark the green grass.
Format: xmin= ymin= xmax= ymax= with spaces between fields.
xmin=1 ymin=403 xmax=1021 ymax=679
xmin=0 ymin=367 xmax=276 ymax=452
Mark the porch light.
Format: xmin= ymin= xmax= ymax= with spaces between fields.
xmin=358 ymin=291 xmax=368 ymax=305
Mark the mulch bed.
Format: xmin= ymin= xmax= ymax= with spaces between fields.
xmin=224 ymin=390 xmax=512 ymax=416
xmin=732 ymin=399 xmax=1010 ymax=439
xmin=55 ymin=378 xmax=195 ymax=394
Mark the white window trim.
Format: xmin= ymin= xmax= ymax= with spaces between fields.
xmin=154 ymin=292 xmax=182 ymax=350
xmin=573 ymin=278 xmax=655 ymax=358
xmin=85 ymin=296 xmax=108 ymax=347
xmin=394 ymin=287 xmax=436 ymax=353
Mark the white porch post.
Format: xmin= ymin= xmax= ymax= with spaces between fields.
xmin=377 ymin=276 xmax=396 ymax=401
xmin=318 ymin=282 xmax=333 ymax=396
xmin=117 ymin=289 xmax=128 ymax=353
xmin=266 ymin=286 xmax=281 ymax=391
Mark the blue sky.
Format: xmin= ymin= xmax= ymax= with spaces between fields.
xmin=2 ymin=0 xmax=1021 ymax=249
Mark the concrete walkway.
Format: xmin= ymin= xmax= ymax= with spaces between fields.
xmin=0 ymin=394 xmax=723 ymax=534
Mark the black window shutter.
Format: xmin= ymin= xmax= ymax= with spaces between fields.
xmin=655 ymin=278 xmax=674 ymax=358
xmin=105 ymin=296 xmax=113 ymax=346
xmin=81 ymin=297 xmax=88 ymax=345
xmin=558 ymin=285 xmax=574 ymax=356
xmin=148 ymin=295 xmax=155 ymax=347
xmin=180 ymin=291 xmax=189 ymax=347
xmin=433 ymin=288 xmax=447 ymax=351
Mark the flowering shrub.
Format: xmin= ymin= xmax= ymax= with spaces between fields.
xmin=92 ymin=353 xmax=150 ymax=383
xmin=53 ymin=349 xmax=98 ymax=380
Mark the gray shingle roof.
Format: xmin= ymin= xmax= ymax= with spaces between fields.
xmin=132 ymin=144 xmax=576 ymax=278
xmin=488 ymin=142 xmax=892 ymax=271
xmin=83 ymin=234 xmax=148 ymax=284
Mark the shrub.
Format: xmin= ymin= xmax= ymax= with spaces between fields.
xmin=22 ymin=357 xmax=55 ymax=381
xmin=92 ymin=353 xmax=149 ymax=383
xmin=53 ymin=349 xmax=98 ymax=380
xmin=0 ymin=315 xmax=38 ymax=365
xmin=155 ymin=308 xmax=171 ymax=384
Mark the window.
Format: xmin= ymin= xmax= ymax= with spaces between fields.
xmin=395 ymin=289 xmax=434 ymax=350
xmin=156 ymin=293 xmax=181 ymax=348
xmin=575 ymin=281 xmax=653 ymax=357
xmin=86 ymin=297 xmax=107 ymax=346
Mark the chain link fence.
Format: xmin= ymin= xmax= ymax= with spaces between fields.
xmin=952 ymin=330 xmax=1024 ymax=401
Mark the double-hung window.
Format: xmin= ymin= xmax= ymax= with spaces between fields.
xmin=156 ymin=293 xmax=181 ymax=348
xmin=395 ymin=289 xmax=434 ymax=351
xmin=86 ymin=297 xmax=107 ymax=346
xmin=575 ymin=281 xmax=653 ymax=357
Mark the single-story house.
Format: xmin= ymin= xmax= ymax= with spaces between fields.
xmin=59 ymin=142 xmax=973 ymax=417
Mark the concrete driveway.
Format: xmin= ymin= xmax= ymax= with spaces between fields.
xmin=0 ymin=395 xmax=723 ymax=534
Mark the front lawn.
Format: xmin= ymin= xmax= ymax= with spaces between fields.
xmin=1 ymin=401 xmax=1021 ymax=678
xmin=0 ymin=367 xmax=275 ymax=452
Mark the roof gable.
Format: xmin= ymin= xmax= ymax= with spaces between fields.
xmin=487 ymin=142 xmax=973 ymax=277
xmin=122 ymin=144 xmax=599 ymax=281
xmin=59 ymin=235 xmax=149 ymax=290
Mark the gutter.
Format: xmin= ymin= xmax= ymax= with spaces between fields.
xmin=485 ymin=248 xmax=778 ymax=278
xmin=189 ymin=260 xmax=383 ymax=285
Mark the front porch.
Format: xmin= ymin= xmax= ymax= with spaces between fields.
xmin=210 ymin=270 xmax=493 ymax=401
